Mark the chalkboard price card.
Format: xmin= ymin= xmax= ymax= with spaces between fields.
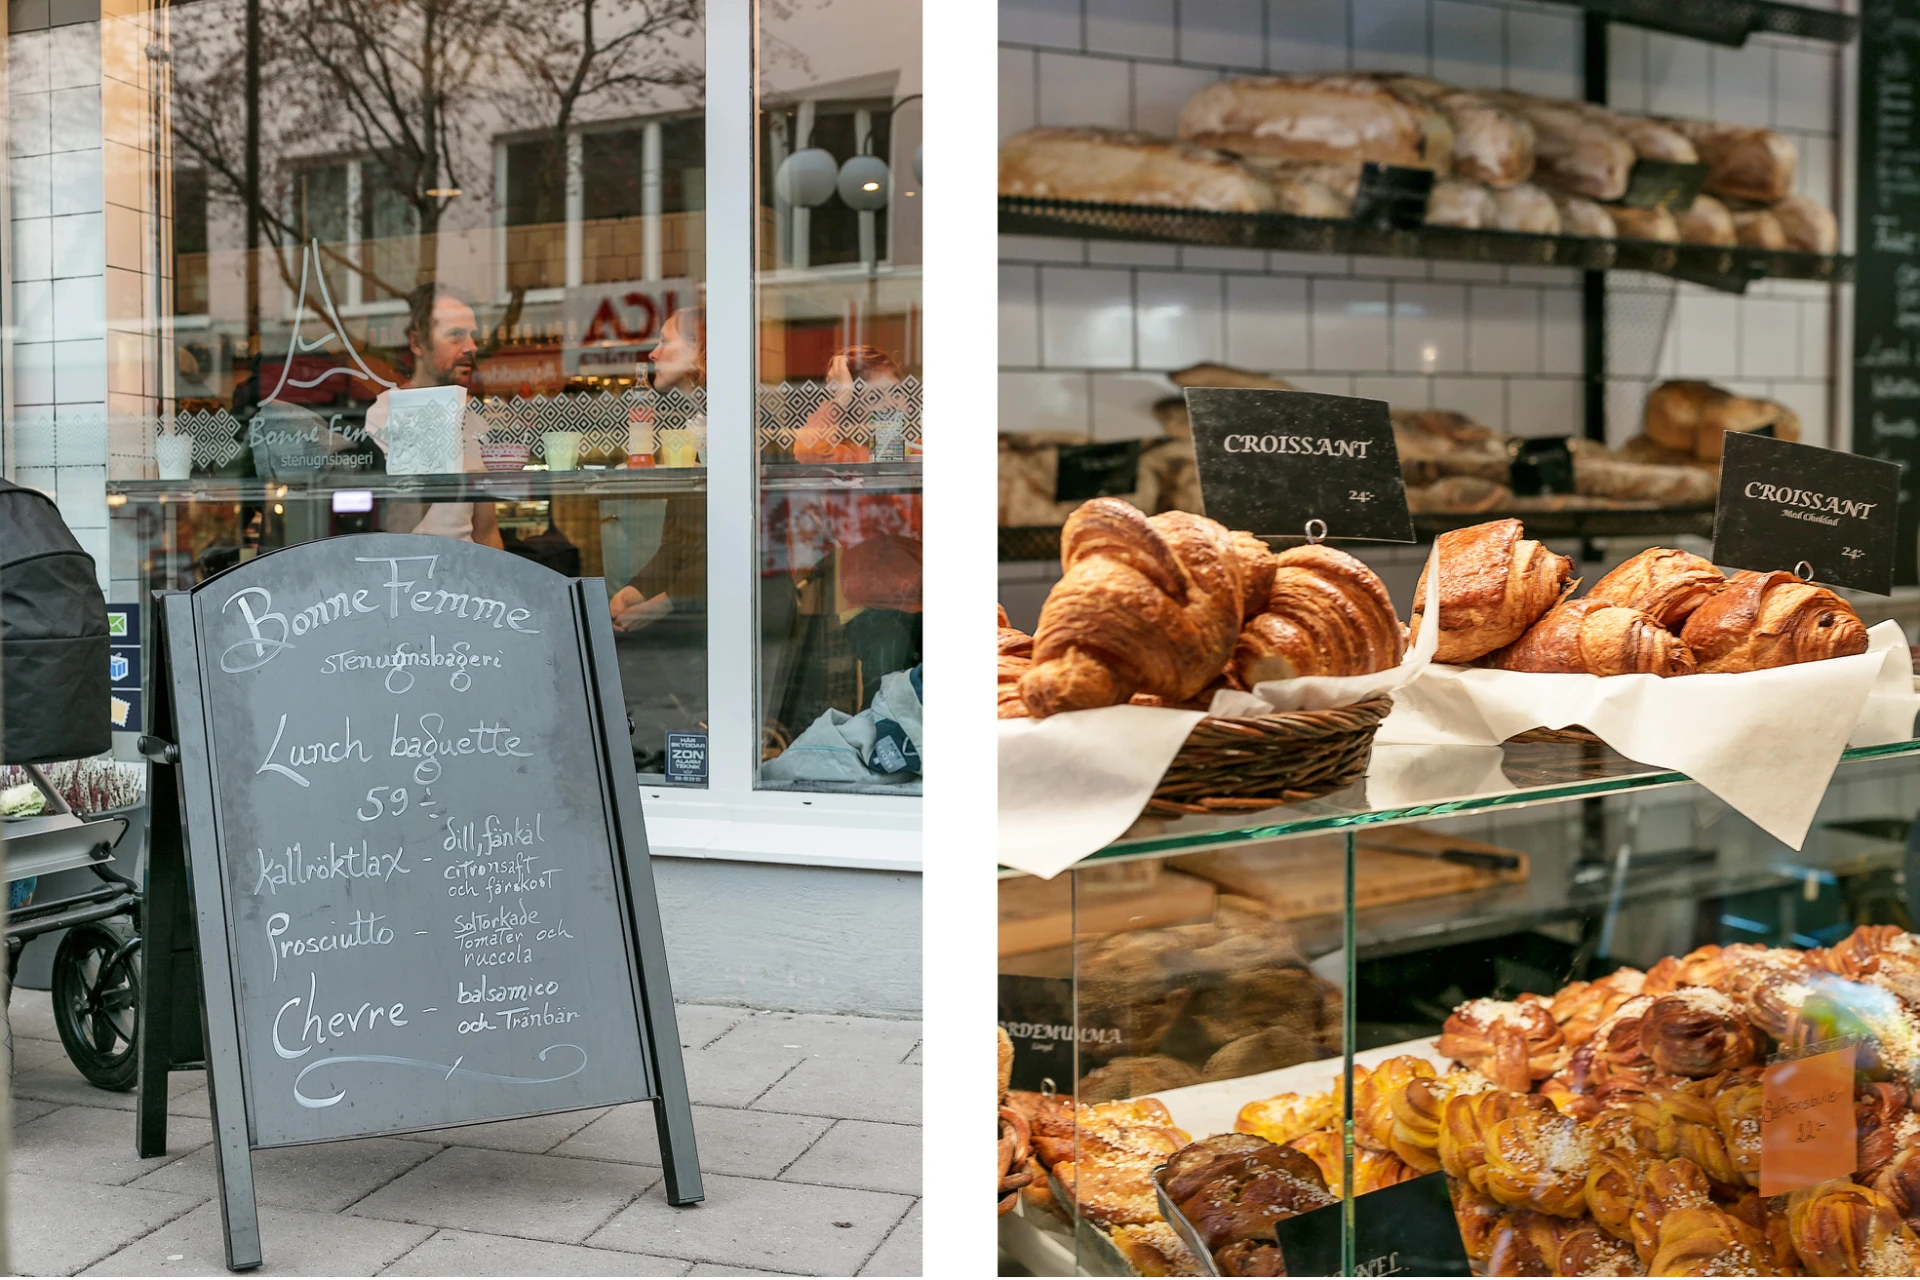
xmin=1713 ymin=432 xmax=1902 ymax=595
xmin=1854 ymin=0 xmax=1920 ymax=584
xmin=1054 ymin=440 xmax=1142 ymax=504
xmin=1274 ymin=1172 xmax=1471 ymax=1277
xmin=1350 ymin=163 xmax=1435 ymax=231
xmin=1185 ymin=388 xmax=1415 ymax=543
xmin=1619 ymin=159 xmax=1708 ymax=212
xmin=136 ymin=534 xmax=702 ymax=1271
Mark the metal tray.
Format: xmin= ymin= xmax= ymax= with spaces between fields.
xmin=1151 ymin=1163 xmax=1224 ymax=1277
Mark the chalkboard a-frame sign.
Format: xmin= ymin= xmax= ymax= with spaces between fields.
xmin=134 ymin=533 xmax=702 ymax=1271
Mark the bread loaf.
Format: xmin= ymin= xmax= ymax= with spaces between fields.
xmin=998 ymin=126 xmax=1277 ymax=212
xmin=1381 ymin=76 xmax=1535 ymax=187
xmin=1496 ymin=95 xmax=1635 ymax=200
xmin=1426 ymin=178 xmax=1496 ymax=228
xmin=1412 ymin=518 xmax=1575 ymax=663
xmin=1675 ymin=194 xmax=1736 ymax=246
xmin=1733 ymin=209 xmax=1788 ymax=250
xmin=1600 ymin=111 xmax=1699 ymax=164
xmin=1180 ymin=75 xmax=1454 ymax=172
xmin=1570 ymin=445 xmax=1719 ymax=507
xmin=1267 ymin=160 xmax=1360 ymax=217
xmin=1409 ymin=476 xmax=1512 ymax=514
xmin=1667 ymin=121 xmax=1797 ymax=203
xmin=1553 ymin=193 xmax=1617 ymax=239
xmin=1232 ymin=544 xmax=1405 ymax=684
xmin=1643 ymin=380 xmax=1800 ymax=462
xmin=1490 ymin=182 xmax=1561 ymax=234
xmin=1610 ymin=205 xmax=1680 ymax=242
xmin=1168 ymin=363 xmax=1300 ymax=392
xmin=1486 ymin=597 xmax=1696 ymax=676
xmin=1772 ymin=194 xmax=1837 ymax=254
xmin=1679 ymin=570 xmax=1868 ymax=672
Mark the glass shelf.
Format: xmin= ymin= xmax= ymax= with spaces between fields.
xmin=1001 ymin=197 xmax=1853 ymax=295
xmin=1014 ymin=736 xmax=1920 ymax=870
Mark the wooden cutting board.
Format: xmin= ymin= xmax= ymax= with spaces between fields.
xmin=1179 ymin=827 xmax=1529 ymax=922
xmin=998 ymin=867 xmax=1217 ymax=957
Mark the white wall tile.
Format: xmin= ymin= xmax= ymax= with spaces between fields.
xmin=1607 ymin=26 xmax=1649 ymax=112
xmin=1132 ymin=61 xmax=1218 ymax=135
xmin=1267 ymin=0 xmax=1349 ymax=73
xmin=1270 ymin=250 xmax=1345 ymax=274
xmin=1351 ymin=254 xmax=1421 ymax=278
xmin=1040 ymin=265 xmax=1136 ymax=367
xmin=1087 ymin=240 xmax=1180 ymax=266
xmin=1003 ymin=0 xmax=1084 ymax=50
xmin=1000 ymin=47 xmax=1037 ymax=141
xmin=1136 ymin=272 xmax=1223 ymax=368
xmin=1311 ymin=279 xmax=1392 ymax=372
xmin=1002 ymin=265 xmax=1041 ymax=367
xmin=1092 ymin=371 xmax=1177 ymax=438
xmin=1773 ymin=47 xmax=1835 ymax=132
xmin=1430 ymin=376 xmax=1507 ymax=431
xmin=1507 ymin=377 xmax=1582 ymax=436
xmin=1467 ymin=285 xmax=1541 ymax=374
xmin=54 ymin=336 xmax=106 ymax=402
xmin=1796 ymin=133 xmax=1833 ymax=201
xmin=10 ymin=90 xmax=49 ymax=160
xmin=12 ymin=218 xmax=52 ymax=282
xmin=1711 ymin=44 xmax=1773 ymax=128
xmin=12 ymin=279 xmax=53 ymax=342
xmin=1392 ymin=282 xmax=1467 ymax=374
xmin=1224 ymin=275 xmax=1311 ymax=372
xmin=1674 ymin=290 xmax=1740 ymax=377
xmin=1086 ymin=0 xmax=1175 ymax=58
xmin=54 ymin=464 xmax=106 ymax=517
xmin=12 ymin=342 xmax=55 ymax=405
xmin=1350 ymin=0 xmax=1428 ymax=74
xmin=71 ymin=526 xmax=109 ymax=571
xmin=1432 ymin=0 xmax=1504 ymax=91
xmin=1644 ymin=34 xmax=1712 ymax=119
xmin=1540 ymin=288 xmax=1582 ymax=376
xmin=1768 ymin=380 xmax=1829 ymax=449
xmin=1000 ymin=234 xmax=1087 ymax=263
xmin=1180 ymin=246 xmax=1267 ymax=271
xmin=10 ymin=154 xmax=52 ymax=220
xmin=11 ymin=467 xmax=56 ymax=498
xmin=1179 ymin=0 xmax=1266 ymax=70
xmin=47 ymin=23 xmax=98 ymax=92
xmin=1505 ymin=9 xmax=1580 ymax=98
xmin=1036 ymin=52 xmax=1131 ymax=129
xmin=1000 ymin=369 xmax=1092 ymax=434
xmin=1739 ymin=297 xmax=1800 ymax=381
xmin=1429 ymin=261 xmax=1505 ymax=283
xmin=49 ymin=147 xmax=102 ymax=215
xmin=1353 ymin=375 xmax=1431 ymax=409
xmin=1288 ymin=373 xmax=1357 ymax=397
xmin=50 ymin=211 xmax=104 ymax=278
xmin=1506 ymin=266 xmax=1580 ymax=288
xmin=1799 ymin=298 xmax=1832 ymax=379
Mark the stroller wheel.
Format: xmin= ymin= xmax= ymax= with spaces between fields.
xmin=52 ymin=920 xmax=139 ymax=1092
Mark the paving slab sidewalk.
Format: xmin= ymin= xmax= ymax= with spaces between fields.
xmin=5 ymin=991 xmax=921 ymax=1277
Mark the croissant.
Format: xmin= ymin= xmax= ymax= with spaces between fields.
xmin=1234 ymin=1091 xmax=1338 ymax=1148
xmin=1485 ymin=597 xmax=1697 ymax=676
xmin=1019 ymin=500 xmax=1276 ymax=717
xmin=1649 ymin=1204 xmax=1780 ymax=1277
xmin=1787 ymin=1179 xmax=1920 ymax=1276
xmin=1679 ymin=569 xmax=1868 ymax=673
xmin=1638 ymin=991 xmax=1758 ymax=1078
xmin=1631 ymin=1157 xmax=1716 ymax=1265
xmin=1588 ymin=548 xmax=1727 ymax=631
xmin=1439 ymin=996 xmax=1569 ymax=1091
xmin=1231 ymin=543 xmax=1404 ymax=684
xmin=1412 ymin=518 xmax=1574 ymax=663
xmin=998 ymin=609 xmax=1035 ymax=719
xmin=1481 ymin=1107 xmax=1597 ymax=1216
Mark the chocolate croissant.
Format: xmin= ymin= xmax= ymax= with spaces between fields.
xmin=998 ymin=606 xmax=1034 ymax=719
xmin=1588 ymin=547 xmax=1728 ymax=630
xmin=1486 ymin=597 xmax=1698 ymax=676
xmin=1678 ymin=569 xmax=1868 ymax=673
xmin=1412 ymin=518 xmax=1574 ymax=663
xmin=1019 ymin=499 xmax=1276 ymax=717
xmin=1231 ymin=544 xmax=1404 ymax=684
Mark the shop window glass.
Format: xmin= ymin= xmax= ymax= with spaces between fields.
xmin=755 ymin=2 xmax=922 ymax=794
xmin=85 ymin=0 xmax=708 ymax=786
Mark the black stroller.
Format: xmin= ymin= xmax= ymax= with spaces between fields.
xmin=1 ymin=477 xmax=142 ymax=1089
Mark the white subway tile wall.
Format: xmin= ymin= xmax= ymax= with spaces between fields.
xmin=999 ymin=0 xmax=1842 ymax=449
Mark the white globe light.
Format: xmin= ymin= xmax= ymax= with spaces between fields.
xmin=838 ymin=155 xmax=891 ymax=211
xmin=914 ymin=144 xmax=923 ymax=187
xmin=775 ymin=148 xmax=838 ymax=207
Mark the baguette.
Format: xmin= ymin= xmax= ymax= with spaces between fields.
xmin=1495 ymin=94 xmax=1635 ymax=200
xmin=1380 ymin=75 xmax=1535 ymax=187
xmin=1180 ymin=74 xmax=1454 ymax=172
xmin=1665 ymin=120 xmax=1797 ymax=203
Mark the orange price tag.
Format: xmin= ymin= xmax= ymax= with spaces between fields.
xmin=1760 ymin=1042 xmax=1857 ymax=1197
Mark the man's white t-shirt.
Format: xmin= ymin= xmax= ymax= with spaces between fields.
xmin=362 ymin=387 xmax=489 ymax=541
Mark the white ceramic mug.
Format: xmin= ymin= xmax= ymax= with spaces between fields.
xmin=543 ymin=431 xmax=583 ymax=471
xmin=155 ymin=433 xmax=194 ymax=480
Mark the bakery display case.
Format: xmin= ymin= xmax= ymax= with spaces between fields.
xmin=998 ymin=739 xmax=1920 ymax=1277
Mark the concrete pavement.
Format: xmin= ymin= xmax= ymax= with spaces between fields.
xmin=6 ymin=990 xmax=921 ymax=1276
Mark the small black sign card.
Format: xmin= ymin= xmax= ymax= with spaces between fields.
xmin=997 ymin=974 xmax=1078 ymax=1093
xmin=1713 ymin=432 xmax=1903 ymax=595
xmin=1619 ymin=158 xmax=1709 ymax=212
xmin=1350 ymin=163 xmax=1436 ymax=231
xmin=1185 ymin=388 xmax=1414 ymax=543
xmin=1274 ymin=1171 xmax=1471 ymax=1277
xmin=1055 ymin=439 xmax=1142 ymax=503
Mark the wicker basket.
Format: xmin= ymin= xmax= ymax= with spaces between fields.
xmin=1144 ymin=695 xmax=1394 ymax=816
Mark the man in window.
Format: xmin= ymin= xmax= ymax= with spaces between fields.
xmin=363 ymin=282 xmax=504 ymax=549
